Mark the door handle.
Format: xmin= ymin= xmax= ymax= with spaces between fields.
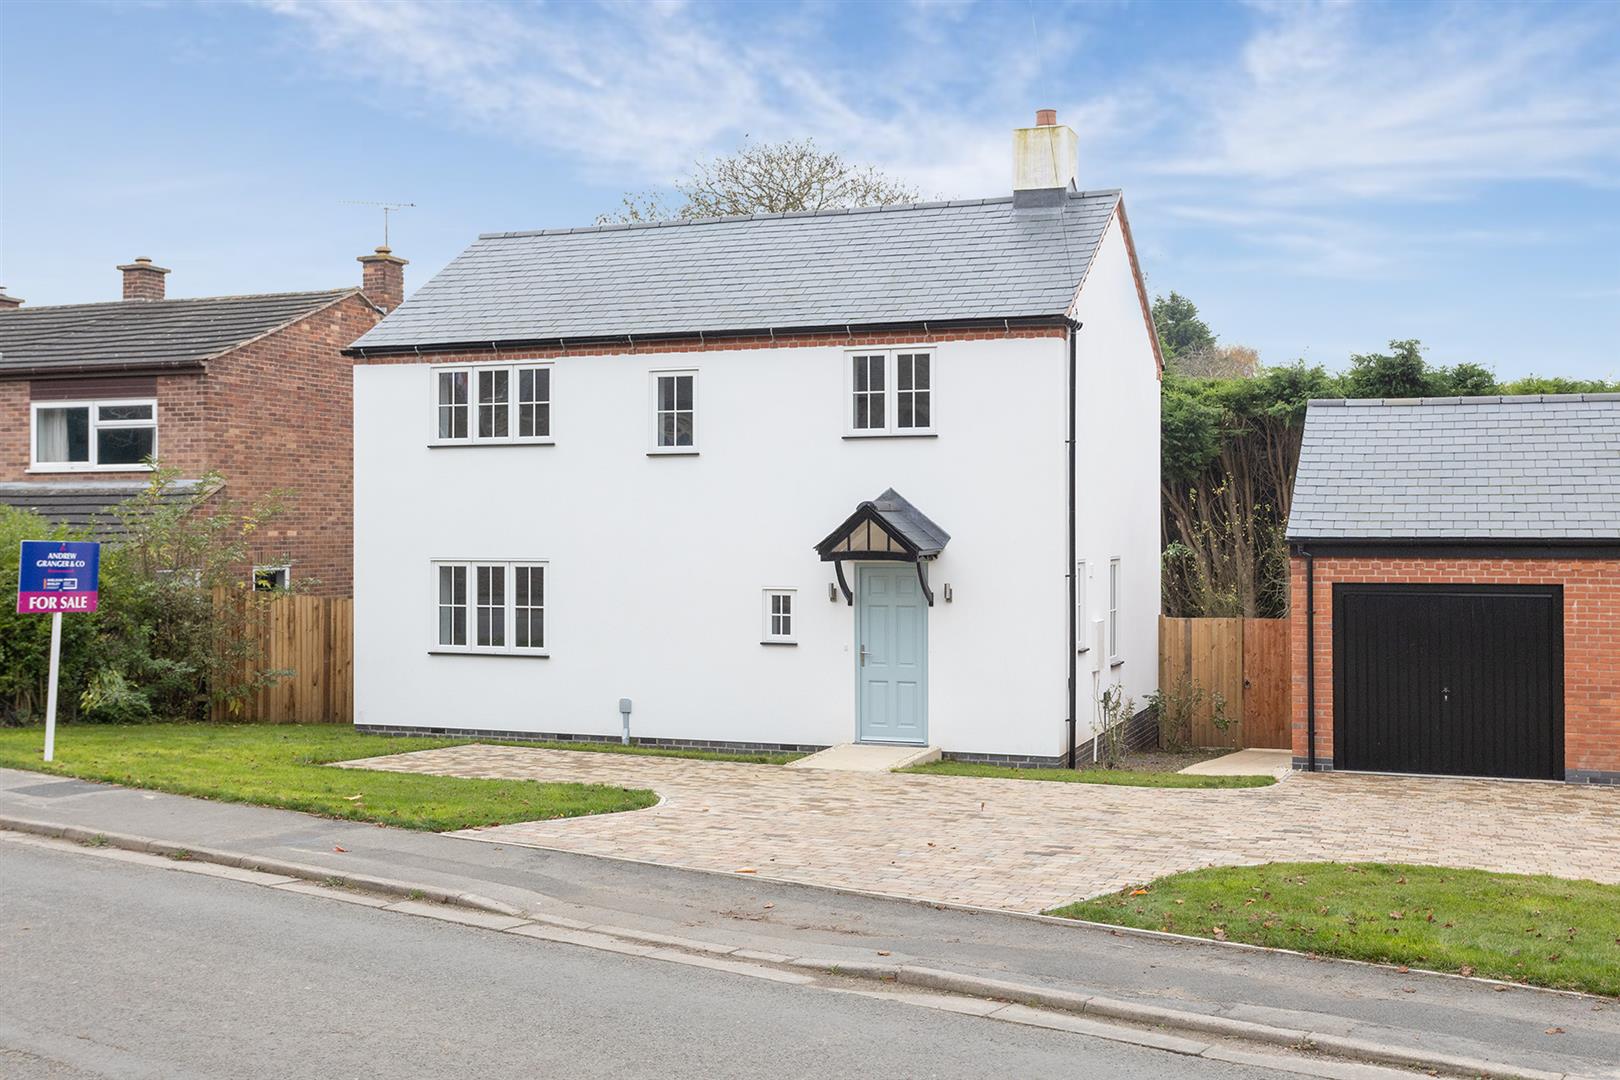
xmin=860 ymin=645 xmax=868 ymax=667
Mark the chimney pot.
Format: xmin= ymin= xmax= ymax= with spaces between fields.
xmin=117 ymin=257 xmax=171 ymax=302
xmin=0 ymin=286 xmax=22 ymax=311
xmin=1035 ymin=108 xmax=1057 ymax=126
xmin=358 ymin=246 xmax=409 ymax=313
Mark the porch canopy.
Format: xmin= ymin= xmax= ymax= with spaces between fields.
xmin=814 ymin=487 xmax=950 ymax=605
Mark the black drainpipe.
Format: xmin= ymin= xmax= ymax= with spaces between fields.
xmin=1303 ymin=547 xmax=1317 ymax=771
xmin=1066 ymin=320 xmax=1081 ymax=768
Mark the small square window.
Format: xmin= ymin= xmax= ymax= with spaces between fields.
xmin=762 ymin=589 xmax=796 ymax=644
xmin=847 ymin=350 xmax=933 ymax=436
xmin=253 ymin=566 xmax=291 ymax=592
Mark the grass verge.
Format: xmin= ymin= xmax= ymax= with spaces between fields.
xmin=0 ymin=723 xmax=658 ymax=831
xmin=1047 ymin=862 xmax=1620 ymax=998
xmin=900 ymin=760 xmax=1275 ymax=789
xmin=469 ymin=737 xmax=803 ymax=765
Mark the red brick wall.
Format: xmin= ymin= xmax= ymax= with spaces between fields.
xmin=204 ymin=292 xmax=380 ymax=595
xmin=1290 ymin=555 xmax=1620 ymax=781
xmin=0 ymin=373 xmax=210 ymax=481
xmin=349 ymin=324 xmax=1069 ymax=367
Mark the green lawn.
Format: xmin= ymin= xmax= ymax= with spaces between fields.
xmin=0 ymin=724 xmax=660 ymax=831
xmin=1047 ymin=862 xmax=1620 ymax=998
xmin=472 ymin=737 xmax=803 ymax=765
xmin=900 ymin=760 xmax=1275 ymax=789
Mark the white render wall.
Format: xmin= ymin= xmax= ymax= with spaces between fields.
xmin=1071 ymin=211 xmax=1165 ymax=746
xmin=354 ymin=335 xmax=1080 ymax=758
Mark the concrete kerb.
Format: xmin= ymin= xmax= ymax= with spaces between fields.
xmin=0 ymin=815 xmax=1596 ymax=1080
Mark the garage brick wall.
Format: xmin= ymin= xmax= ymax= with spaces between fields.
xmin=1290 ymin=555 xmax=1620 ymax=784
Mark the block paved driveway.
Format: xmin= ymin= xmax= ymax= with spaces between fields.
xmin=340 ymin=745 xmax=1620 ymax=914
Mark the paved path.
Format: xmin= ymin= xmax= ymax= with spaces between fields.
xmin=340 ymin=745 xmax=1620 ymax=913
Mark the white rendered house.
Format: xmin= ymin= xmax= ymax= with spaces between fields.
xmin=347 ymin=112 xmax=1162 ymax=765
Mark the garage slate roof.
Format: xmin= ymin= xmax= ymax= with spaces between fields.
xmin=349 ymin=191 xmax=1122 ymax=350
xmin=0 ymin=480 xmax=212 ymax=541
xmin=1287 ymin=395 xmax=1620 ymax=542
xmin=0 ymin=290 xmax=357 ymax=374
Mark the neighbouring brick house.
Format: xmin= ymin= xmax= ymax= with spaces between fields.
xmin=0 ymin=248 xmax=407 ymax=595
xmin=1287 ymin=395 xmax=1620 ymax=785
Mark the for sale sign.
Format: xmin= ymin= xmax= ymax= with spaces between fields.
xmin=17 ymin=540 xmax=101 ymax=614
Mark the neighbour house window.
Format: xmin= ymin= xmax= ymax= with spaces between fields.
xmin=762 ymin=589 xmax=795 ymax=644
xmin=32 ymin=399 xmax=157 ymax=469
xmin=253 ymin=566 xmax=291 ymax=592
xmin=434 ymin=364 xmax=551 ymax=444
xmin=652 ymin=371 xmax=696 ymax=451
xmin=434 ymin=561 xmax=548 ymax=654
xmin=1075 ymin=561 xmax=1088 ymax=653
xmin=848 ymin=350 xmax=934 ymax=435
xmin=1108 ymin=558 xmax=1121 ymax=663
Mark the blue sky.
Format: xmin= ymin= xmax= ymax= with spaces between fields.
xmin=3 ymin=0 xmax=1617 ymax=379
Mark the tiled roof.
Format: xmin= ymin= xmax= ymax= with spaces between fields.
xmin=0 ymin=290 xmax=358 ymax=374
xmin=1286 ymin=395 xmax=1620 ymax=542
xmin=0 ymin=480 xmax=212 ymax=541
xmin=351 ymin=191 xmax=1121 ymax=350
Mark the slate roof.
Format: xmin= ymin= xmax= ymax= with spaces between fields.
xmin=351 ymin=192 xmax=1122 ymax=350
xmin=0 ymin=290 xmax=358 ymax=374
xmin=816 ymin=487 xmax=951 ymax=560
xmin=0 ymin=480 xmax=213 ymax=541
xmin=1286 ymin=395 xmax=1620 ymax=542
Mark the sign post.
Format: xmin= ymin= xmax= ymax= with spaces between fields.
xmin=16 ymin=540 xmax=101 ymax=762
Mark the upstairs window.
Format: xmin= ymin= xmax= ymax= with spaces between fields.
xmin=847 ymin=349 xmax=934 ymax=435
xmin=32 ymin=399 xmax=157 ymax=470
xmin=651 ymin=371 xmax=697 ymax=452
xmin=434 ymin=364 xmax=551 ymax=445
xmin=435 ymin=560 xmax=547 ymax=655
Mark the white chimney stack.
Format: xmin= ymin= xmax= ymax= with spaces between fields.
xmin=1013 ymin=108 xmax=1078 ymax=194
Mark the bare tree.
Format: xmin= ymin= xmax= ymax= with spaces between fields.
xmin=1170 ymin=344 xmax=1261 ymax=379
xmin=599 ymin=138 xmax=920 ymax=224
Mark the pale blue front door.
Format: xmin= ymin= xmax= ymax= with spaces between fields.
xmin=857 ymin=564 xmax=928 ymax=744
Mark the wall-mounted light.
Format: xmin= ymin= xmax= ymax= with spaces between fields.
xmin=828 ymin=582 xmax=838 ymax=602
xmin=943 ymin=583 xmax=953 ymax=602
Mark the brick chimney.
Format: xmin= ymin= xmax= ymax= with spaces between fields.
xmin=118 ymin=257 xmax=170 ymax=301
xmin=357 ymin=246 xmax=408 ymax=312
xmin=1012 ymin=108 xmax=1079 ymax=209
xmin=0 ymin=287 xmax=22 ymax=310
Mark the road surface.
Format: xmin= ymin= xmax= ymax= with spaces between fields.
xmin=3 ymin=842 xmax=1304 ymax=1079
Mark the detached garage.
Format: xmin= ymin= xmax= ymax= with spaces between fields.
xmin=1287 ymin=395 xmax=1620 ymax=785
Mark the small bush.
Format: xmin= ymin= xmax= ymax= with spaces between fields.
xmin=1147 ymin=676 xmax=1231 ymax=752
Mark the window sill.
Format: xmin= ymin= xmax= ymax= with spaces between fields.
xmin=428 ymin=439 xmax=555 ymax=449
xmin=841 ymin=431 xmax=938 ymax=440
xmin=646 ymin=448 xmax=700 ymax=457
xmin=760 ymin=640 xmax=798 ymax=647
xmin=427 ymin=649 xmax=550 ymax=659
xmin=1109 ymin=658 xmax=1124 ymax=669
xmin=27 ymin=464 xmax=154 ymax=474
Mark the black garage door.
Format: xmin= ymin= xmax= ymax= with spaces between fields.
xmin=1333 ymin=584 xmax=1563 ymax=780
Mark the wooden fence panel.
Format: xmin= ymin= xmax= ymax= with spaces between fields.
xmin=1242 ymin=618 xmax=1291 ymax=750
xmin=213 ymin=591 xmax=353 ymax=723
xmin=1159 ymin=615 xmax=1290 ymax=750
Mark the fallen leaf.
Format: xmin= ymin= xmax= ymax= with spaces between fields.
xmin=1493 ymin=986 xmax=1509 ymax=993
xmin=344 ymin=794 xmax=364 ymax=802
xmin=1130 ymin=889 xmax=1150 ymax=896
xmin=876 ymin=950 xmax=891 ymax=956
xmin=1388 ymin=911 xmax=1404 ymax=921
xmin=1395 ymin=966 xmax=1410 ymax=974
xmin=1458 ymin=965 xmax=1476 ymax=977
xmin=762 ymin=902 xmax=774 ymax=910
xmin=1545 ymin=1027 xmax=1565 ymax=1035
xmin=333 ymin=846 xmax=347 ymax=853
xmin=735 ymin=867 xmax=757 ymax=874
xmin=1212 ymin=926 xmax=1227 ymax=941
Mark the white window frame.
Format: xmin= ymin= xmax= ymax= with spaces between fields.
xmin=1107 ymin=557 xmax=1122 ymax=665
xmin=252 ymin=565 xmax=292 ymax=592
xmin=843 ymin=347 xmax=936 ymax=437
xmin=1075 ymin=560 xmax=1088 ymax=653
xmin=30 ymin=397 xmax=158 ymax=472
xmin=648 ymin=368 xmax=699 ymax=454
xmin=430 ymin=559 xmax=549 ymax=656
xmin=762 ymin=588 xmax=796 ymax=644
xmin=429 ymin=363 xmax=553 ymax=447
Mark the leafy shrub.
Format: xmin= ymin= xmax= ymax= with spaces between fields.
xmin=1146 ymin=676 xmax=1232 ymax=752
